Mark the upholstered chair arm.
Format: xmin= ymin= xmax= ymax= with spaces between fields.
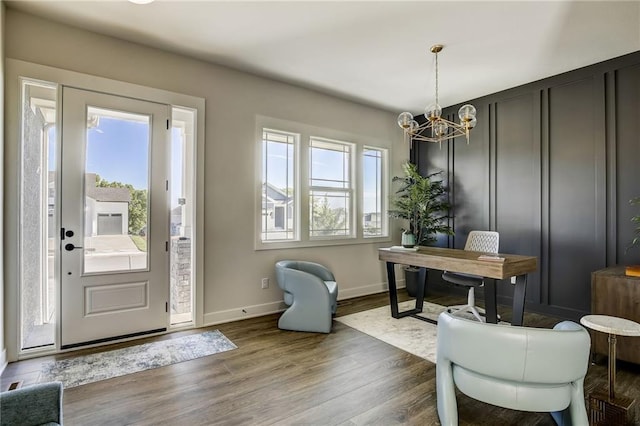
xmin=275 ymin=260 xmax=334 ymax=285
xmin=550 ymin=319 xmax=591 ymax=426
xmin=0 ymin=381 xmax=63 ymax=426
xmin=436 ymin=356 xmax=458 ymax=426
xmin=553 ymin=320 xmax=584 ymax=331
xmin=294 ymin=261 xmax=335 ymax=282
xmin=279 ymin=267 xmax=331 ymax=303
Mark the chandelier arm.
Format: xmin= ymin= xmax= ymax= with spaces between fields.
xmin=410 ymin=118 xmax=465 ymax=134
xmin=410 ymin=132 xmax=462 ymax=144
xmin=406 ymin=118 xmax=469 ymax=144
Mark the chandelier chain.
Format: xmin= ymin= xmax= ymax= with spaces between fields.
xmin=434 ymin=50 xmax=439 ymax=107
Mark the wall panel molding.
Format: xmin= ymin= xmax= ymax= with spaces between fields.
xmin=605 ymin=70 xmax=618 ymax=266
xmin=540 ymin=88 xmax=550 ymax=307
xmin=416 ymin=50 xmax=640 ymax=321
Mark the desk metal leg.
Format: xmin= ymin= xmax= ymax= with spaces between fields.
xmin=484 ymin=279 xmax=498 ymax=324
xmin=414 ymin=267 xmax=426 ymax=312
xmin=385 ymin=262 xmax=434 ymax=324
xmin=512 ymin=274 xmax=528 ymax=326
xmin=386 ymin=262 xmax=400 ymax=318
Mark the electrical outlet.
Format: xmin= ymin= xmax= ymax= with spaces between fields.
xmin=510 ymin=276 xmax=516 ymax=284
xmin=261 ymin=277 xmax=269 ymax=289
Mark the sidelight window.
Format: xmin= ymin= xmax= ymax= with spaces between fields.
xmin=19 ymin=79 xmax=58 ymax=351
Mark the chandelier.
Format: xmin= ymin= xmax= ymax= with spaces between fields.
xmin=397 ymin=44 xmax=477 ymax=145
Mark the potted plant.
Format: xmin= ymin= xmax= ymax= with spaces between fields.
xmin=389 ymin=162 xmax=454 ymax=296
xmin=630 ymin=197 xmax=640 ymax=250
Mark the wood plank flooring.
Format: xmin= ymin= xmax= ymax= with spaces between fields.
xmin=2 ymin=291 xmax=640 ymax=425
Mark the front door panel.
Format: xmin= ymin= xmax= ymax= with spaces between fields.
xmin=60 ymin=87 xmax=170 ymax=348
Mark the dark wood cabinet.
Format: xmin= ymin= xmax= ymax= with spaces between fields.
xmin=591 ymin=266 xmax=640 ymax=365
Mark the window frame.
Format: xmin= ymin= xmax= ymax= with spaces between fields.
xmin=255 ymin=116 xmax=390 ymax=250
xmin=308 ymin=136 xmax=355 ymax=240
xmin=362 ymin=146 xmax=389 ymax=239
xmin=260 ymin=128 xmax=300 ymax=243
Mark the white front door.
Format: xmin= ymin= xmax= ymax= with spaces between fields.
xmin=60 ymin=87 xmax=170 ymax=349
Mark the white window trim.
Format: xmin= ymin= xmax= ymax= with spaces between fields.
xmin=255 ymin=115 xmax=391 ymax=250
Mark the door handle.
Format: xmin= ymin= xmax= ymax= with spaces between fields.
xmin=65 ymin=243 xmax=83 ymax=251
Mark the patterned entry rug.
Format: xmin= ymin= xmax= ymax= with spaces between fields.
xmin=336 ymin=301 xmax=509 ymax=364
xmin=38 ymin=330 xmax=237 ymax=388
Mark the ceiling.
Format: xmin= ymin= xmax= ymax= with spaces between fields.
xmin=6 ymin=1 xmax=640 ymax=114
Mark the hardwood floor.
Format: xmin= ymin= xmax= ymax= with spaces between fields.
xmin=2 ymin=290 xmax=640 ymax=425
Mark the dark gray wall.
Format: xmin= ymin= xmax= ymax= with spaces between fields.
xmin=414 ymin=51 xmax=640 ymax=321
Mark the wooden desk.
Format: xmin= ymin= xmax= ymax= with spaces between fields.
xmin=379 ymin=247 xmax=538 ymax=326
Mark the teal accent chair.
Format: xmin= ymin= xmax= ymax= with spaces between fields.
xmin=436 ymin=312 xmax=590 ymax=426
xmin=0 ymin=381 xmax=63 ymax=426
xmin=275 ymin=260 xmax=338 ymax=333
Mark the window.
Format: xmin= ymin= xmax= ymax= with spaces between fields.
xmin=19 ymin=79 xmax=58 ymax=351
xmin=261 ymin=129 xmax=297 ymax=241
xmin=169 ymin=106 xmax=197 ymax=326
xmin=257 ymin=118 xmax=388 ymax=249
xmin=363 ymin=147 xmax=386 ymax=237
xmin=309 ymin=138 xmax=353 ymax=238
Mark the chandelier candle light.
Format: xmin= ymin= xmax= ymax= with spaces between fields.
xmin=397 ymin=44 xmax=477 ymax=146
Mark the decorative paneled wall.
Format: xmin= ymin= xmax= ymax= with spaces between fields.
xmin=414 ymin=51 xmax=640 ymax=321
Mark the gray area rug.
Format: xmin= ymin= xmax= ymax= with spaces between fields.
xmin=336 ymin=301 xmax=443 ymax=363
xmin=336 ymin=301 xmax=509 ymax=364
xmin=39 ymin=330 xmax=236 ymax=388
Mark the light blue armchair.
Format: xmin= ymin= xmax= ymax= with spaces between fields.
xmin=0 ymin=381 xmax=63 ymax=426
xmin=275 ymin=260 xmax=338 ymax=333
xmin=436 ymin=312 xmax=590 ymax=426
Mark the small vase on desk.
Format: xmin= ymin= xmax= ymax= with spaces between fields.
xmin=401 ymin=230 xmax=415 ymax=248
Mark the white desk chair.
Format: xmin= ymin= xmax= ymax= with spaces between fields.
xmin=442 ymin=230 xmax=499 ymax=322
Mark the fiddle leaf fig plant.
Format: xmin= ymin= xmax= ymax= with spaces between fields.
xmin=630 ymin=196 xmax=640 ymax=251
xmin=389 ymin=162 xmax=454 ymax=246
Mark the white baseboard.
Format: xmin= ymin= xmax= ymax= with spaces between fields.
xmin=203 ymin=300 xmax=286 ymax=326
xmin=203 ymin=280 xmax=405 ymax=327
xmin=0 ymin=349 xmax=7 ymax=376
xmin=337 ymin=280 xmax=404 ymax=300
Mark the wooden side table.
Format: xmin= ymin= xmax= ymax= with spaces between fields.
xmin=580 ymin=315 xmax=640 ymax=425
